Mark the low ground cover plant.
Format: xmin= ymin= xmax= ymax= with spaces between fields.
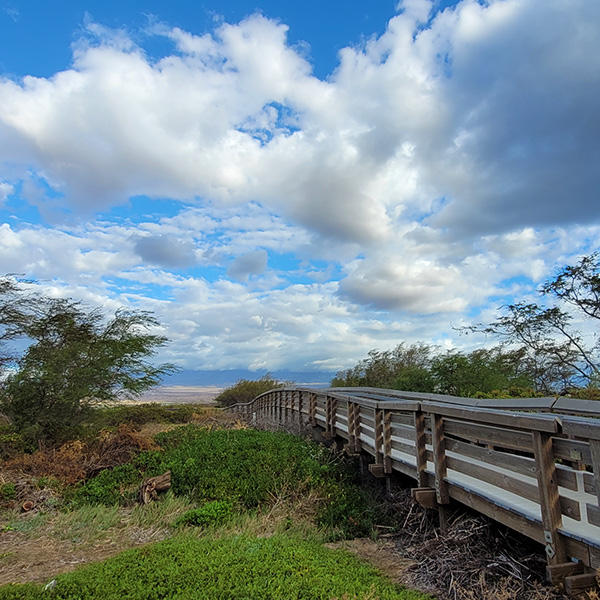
xmin=0 ymin=533 xmax=428 ymax=600
xmin=70 ymin=426 xmax=389 ymax=538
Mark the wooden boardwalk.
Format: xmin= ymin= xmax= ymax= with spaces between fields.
xmin=230 ymin=387 xmax=600 ymax=595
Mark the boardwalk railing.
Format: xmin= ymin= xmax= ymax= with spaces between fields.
xmin=228 ymin=387 xmax=600 ymax=594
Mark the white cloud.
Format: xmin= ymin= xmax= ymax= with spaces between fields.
xmin=1 ymin=1 xmax=599 ymax=371
xmin=133 ymin=234 xmax=197 ymax=269
xmin=0 ymin=180 xmax=12 ymax=204
xmin=226 ymin=249 xmax=268 ymax=281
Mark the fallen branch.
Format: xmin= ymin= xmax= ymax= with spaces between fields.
xmin=138 ymin=471 xmax=171 ymax=504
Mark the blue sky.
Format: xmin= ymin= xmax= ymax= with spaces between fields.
xmin=0 ymin=0 xmax=599 ymax=374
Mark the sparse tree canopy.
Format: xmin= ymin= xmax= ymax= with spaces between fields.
xmin=0 ymin=276 xmax=177 ymax=442
xmin=464 ymin=253 xmax=600 ymax=393
xmin=331 ymin=342 xmax=534 ymax=398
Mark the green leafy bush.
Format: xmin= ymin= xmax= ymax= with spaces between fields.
xmin=92 ymin=403 xmax=199 ymax=428
xmin=70 ymin=426 xmax=389 ymax=538
xmin=0 ymin=483 xmax=16 ymax=502
xmin=70 ymin=463 xmax=142 ymax=507
xmin=174 ymin=500 xmax=234 ymax=528
xmin=0 ymin=534 xmax=429 ymax=600
xmin=213 ymin=374 xmax=281 ymax=407
xmin=157 ymin=427 xmax=328 ymax=507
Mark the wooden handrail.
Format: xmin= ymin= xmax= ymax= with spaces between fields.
xmin=225 ymin=386 xmax=600 ymax=591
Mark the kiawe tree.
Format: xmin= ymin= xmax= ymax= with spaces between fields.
xmin=466 ymin=253 xmax=600 ymax=394
xmin=0 ymin=276 xmax=177 ymax=442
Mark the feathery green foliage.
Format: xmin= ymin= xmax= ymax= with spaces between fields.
xmin=0 ymin=276 xmax=177 ymax=443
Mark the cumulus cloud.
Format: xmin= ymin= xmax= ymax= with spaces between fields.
xmin=1 ymin=1 xmax=598 ymax=242
xmin=0 ymin=180 xmax=12 ymax=204
xmin=226 ymin=249 xmax=268 ymax=281
xmin=133 ymin=234 xmax=197 ymax=269
xmin=1 ymin=1 xmax=599 ymax=370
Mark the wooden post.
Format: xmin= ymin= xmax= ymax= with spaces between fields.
xmin=331 ymin=396 xmax=337 ymax=437
xmin=354 ymin=403 xmax=362 ymax=453
xmin=590 ymin=439 xmax=600 ymax=508
xmin=324 ymin=395 xmax=332 ymax=438
xmin=298 ymin=391 xmax=304 ymax=426
xmin=414 ymin=410 xmax=428 ymax=487
xmin=532 ymin=430 xmax=568 ymax=565
xmin=432 ymin=413 xmax=450 ymax=533
xmin=347 ymin=402 xmax=356 ymax=451
xmin=369 ymin=409 xmax=386 ymax=478
xmin=290 ymin=390 xmax=295 ymax=421
xmin=309 ymin=393 xmax=317 ymax=426
xmin=284 ymin=391 xmax=290 ymax=423
xmin=383 ymin=410 xmax=393 ymax=474
xmin=432 ymin=414 xmax=449 ymax=504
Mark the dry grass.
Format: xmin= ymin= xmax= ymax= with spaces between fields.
xmin=3 ymin=424 xmax=157 ymax=486
xmin=0 ymin=493 xmax=194 ymax=586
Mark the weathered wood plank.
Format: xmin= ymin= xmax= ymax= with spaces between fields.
xmin=414 ymin=410 xmax=428 ymax=488
xmin=360 ymin=414 xmax=376 ymax=429
xmin=553 ymin=437 xmax=592 ymax=465
xmin=390 ymin=412 xmax=418 ymax=426
xmin=553 ymin=397 xmax=600 ymax=417
xmin=390 ymin=457 xmax=419 ymax=480
xmin=533 ymin=431 xmax=567 ymax=564
xmin=432 ymin=414 xmax=449 ymax=505
xmin=391 ymin=439 xmax=417 ymax=457
xmin=421 ymin=401 xmax=560 ymax=432
xmin=412 ymin=487 xmax=437 ymax=509
xmin=448 ymin=484 xmax=545 ymax=544
xmin=586 ymin=503 xmax=600 ymax=527
xmin=444 ymin=420 xmax=533 ymax=452
xmin=445 ymin=454 xmax=540 ymax=503
xmin=565 ymin=573 xmax=599 ymax=597
xmin=390 ymin=423 xmax=416 ymax=441
xmin=562 ymin=416 xmax=600 ymax=441
xmin=546 ymin=562 xmax=583 ymax=585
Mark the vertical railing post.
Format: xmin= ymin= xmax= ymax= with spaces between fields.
xmin=298 ymin=391 xmax=304 ymax=426
xmin=375 ymin=408 xmax=384 ymax=466
xmin=354 ymin=403 xmax=362 ymax=452
xmin=383 ymin=410 xmax=392 ymax=474
xmin=285 ymin=390 xmax=290 ymax=423
xmin=331 ymin=395 xmax=337 ymax=437
xmin=347 ymin=402 xmax=356 ymax=451
xmin=533 ymin=430 xmax=567 ymax=565
xmin=414 ymin=409 xmax=428 ymax=487
xmin=309 ymin=393 xmax=317 ymax=426
xmin=432 ymin=413 xmax=450 ymax=532
xmin=324 ymin=395 xmax=332 ymax=438
xmin=369 ymin=408 xmax=387 ymax=478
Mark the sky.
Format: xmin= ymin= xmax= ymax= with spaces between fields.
xmin=0 ymin=0 xmax=599 ymax=376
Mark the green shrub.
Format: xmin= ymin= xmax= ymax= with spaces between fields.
xmin=175 ymin=500 xmax=234 ymax=528
xmin=69 ymin=426 xmax=389 ymax=539
xmin=213 ymin=374 xmax=281 ymax=407
xmin=70 ymin=463 xmax=142 ymax=507
xmin=0 ymin=483 xmax=16 ymax=502
xmin=0 ymin=534 xmax=429 ymax=600
xmin=92 ymin=403 xmax=199 ymax=428
xmin=157 ymin=427 xmax=329 ymax=507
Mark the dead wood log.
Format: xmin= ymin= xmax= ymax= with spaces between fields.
xmin=138 ymin=471 xmax=171 ymax=504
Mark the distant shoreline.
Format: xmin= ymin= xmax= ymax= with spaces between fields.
xmin=132 ymin=385 xmax=224 ymax=405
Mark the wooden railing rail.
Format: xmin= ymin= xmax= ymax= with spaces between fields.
xmin=226 ymin=386 xmax=600 ymax=592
